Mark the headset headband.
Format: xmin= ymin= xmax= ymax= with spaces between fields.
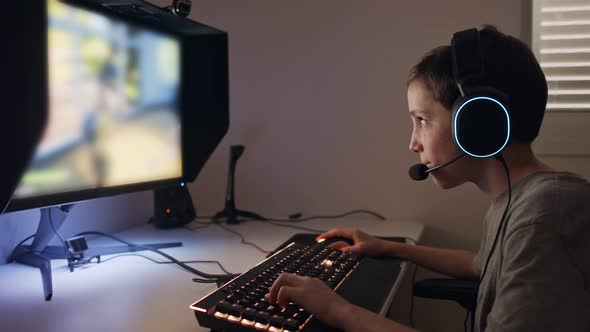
xmin=451 ymin=28 xmax=484 ymax=95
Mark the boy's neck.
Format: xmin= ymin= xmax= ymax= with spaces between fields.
xmin=474 ymin=143 xmax=553 ymax=200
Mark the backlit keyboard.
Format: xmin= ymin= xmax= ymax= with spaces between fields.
xmin=190 ymin=242 xmax=361 ymax=332
xmin=190 ymin=234 xmax=404 ymax=332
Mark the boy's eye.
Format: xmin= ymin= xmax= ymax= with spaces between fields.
xmin=418 ymin=117 xmax=427 ymax=127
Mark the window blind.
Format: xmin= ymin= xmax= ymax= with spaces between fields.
xmin=532 ymin=0 xmax=590 ymax=112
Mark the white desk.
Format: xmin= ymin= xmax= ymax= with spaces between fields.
xmin=0 ymin=218 xmax=423 ymax=332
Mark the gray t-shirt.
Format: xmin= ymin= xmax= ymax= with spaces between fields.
xmin=473 ymin=171 xmax=590 ymax=332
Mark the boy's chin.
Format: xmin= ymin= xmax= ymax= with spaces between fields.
xmin=432 ymin=176 xmax=463 ymax=190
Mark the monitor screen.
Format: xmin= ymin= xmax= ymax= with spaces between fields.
xmin=6 ymin=0 xmax=228 ymax=213
xmin=14 ymin=0 xmax=182 ymax=200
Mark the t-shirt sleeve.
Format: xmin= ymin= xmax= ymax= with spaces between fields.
xmin=472 ymin=241 xmax=483 ymax=277
xmin=473 ymin=210 xmax=489 ymax=278
xmin=484 ymin=222 xmax=590 ymax=331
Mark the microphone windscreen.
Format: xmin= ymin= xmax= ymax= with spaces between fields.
xmin=409 ymin=163 xmax=429 ymax=181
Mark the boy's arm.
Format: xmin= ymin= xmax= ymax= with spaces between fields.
xmin=382 ymin=241 xmax=479 ymax=279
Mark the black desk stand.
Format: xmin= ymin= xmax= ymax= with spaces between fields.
xmin=213 ymin=145 xmax=265 ymax=224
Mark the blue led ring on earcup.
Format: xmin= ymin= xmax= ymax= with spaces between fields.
xmin=451 ymin=88 xmax=511 ymax=158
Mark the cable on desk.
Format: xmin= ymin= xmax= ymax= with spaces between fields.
xmin=12 ymin=234 xmax=35 ymax=249
xmin=263 ymin=220 xmax=327 ymax=233
xmin=193 ymin=209 xmax=385 ymax=224
xmin=187 ymin=218 xmax=299 ymax=255
xmin=98 ymin=253 xmax=234 ymax=275
xmin=215 ymin=223 xmax=272 ymax=254
xmin=11 ymin=208 xmax=74 ymax=262
xmin=195 ymin=215 xmax=216 ymax=220
xmin=191 ymin=210 xmax=415 ymax=261
xmin=8 ymin=234 xmax=37 ymax=261
xmin=48 ymin=210 xmax=72 ymax=261
xmin=10 ymin=209 xmax=77 ymax=263
xmin=192 ymin=208 xmax=387 ymax=235
xmin=75 ymin=231 xmax=234 ymax=280
xmin=193 ymin=220 xmax=214 ymax=224
xmin=184 ymin=222 xmax=212 ymax=232
xmin=8 ymin=211 xmax=75 ymax=261
xmin=264 ymin=209 xmax=386 ymax=223
xmin=191 ymin=215 xmax=417 ymax=255
xmin=88 ymin=252 xmax=236 ymax=284
xmin=261 ymin=220 xmax=419 ymax=245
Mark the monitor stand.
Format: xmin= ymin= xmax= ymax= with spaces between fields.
xmin=10 ymin=204 xmax=182 ymax=301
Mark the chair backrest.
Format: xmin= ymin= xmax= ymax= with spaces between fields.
xmin=413 ymin=277 xmax=478 ymax=312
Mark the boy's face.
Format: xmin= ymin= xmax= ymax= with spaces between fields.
xmin=407 ymin=79 xmax=476 ymax=189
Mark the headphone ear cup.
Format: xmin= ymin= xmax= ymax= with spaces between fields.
xmin=451 ymin=89 xmax=511 ymax=158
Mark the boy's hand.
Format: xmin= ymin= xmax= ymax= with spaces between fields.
xmin=317 ymin=228 xmax=389 ymax=256
xmin=265 ymin=273 xmax=353 ymax=330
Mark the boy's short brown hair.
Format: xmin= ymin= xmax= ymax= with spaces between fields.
xmin=408 ymin=26 xmax=548 ymax=144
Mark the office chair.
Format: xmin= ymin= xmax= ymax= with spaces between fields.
xmin=413 ymin=277 xmax=478 ymax=323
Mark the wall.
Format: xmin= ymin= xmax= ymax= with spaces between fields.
xmin=1 ymin=1 xmax=588 ymax=332
xmin=184 ymin=0 xmax=524 ymax=248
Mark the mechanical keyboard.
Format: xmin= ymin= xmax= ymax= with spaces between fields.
xmin=190 ymin=236 xmax=403 ymax=332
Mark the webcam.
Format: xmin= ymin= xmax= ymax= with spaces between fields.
xmin=170 ymin=0 xmax=191 ymax=17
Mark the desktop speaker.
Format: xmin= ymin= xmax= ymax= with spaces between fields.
xmin=151 ymin=186 xmax=196 ymax=229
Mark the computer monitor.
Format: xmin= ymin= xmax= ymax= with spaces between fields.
xmin=6 ymin=0 xmax=229 ymax=213
xmin=6 ymin=0 xmax=229 ymax=300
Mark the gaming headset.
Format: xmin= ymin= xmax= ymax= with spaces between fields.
xmin=450 ymin=28 xmax=511 ymax=158
xmin=451 ymin=28 xmax=516 ymax=332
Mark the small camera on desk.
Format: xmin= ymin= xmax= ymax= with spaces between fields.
xmin=65 ymin=236 xmax=101 ymax=272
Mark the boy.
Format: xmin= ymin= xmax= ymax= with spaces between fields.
xmin=266 ymin=26 xmax=590 ymax=332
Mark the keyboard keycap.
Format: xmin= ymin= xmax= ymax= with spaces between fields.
xmin=269 ymin=314 xmax=285 ymax=328
xmin=228 ymin=303 xmax=243 ymax=317
xmin=284 ymin=303 xmax=300 ymax=317
xmin=292 ymin=311 xmax=309 ymax=322
xmin=265 ymin=304 xmax=281 ymax=315
xmin=284 ymin=318 xmax=301 ymax=331
xmin=255 ymin=311 xmax=271 ymax=324
xmin=216 ymin=300 xmax=232 ymax=314
xmin=242 ymin=307 xmax=257 ymax=321
xmin=253 ymin=301 xmax=266 ymax=310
